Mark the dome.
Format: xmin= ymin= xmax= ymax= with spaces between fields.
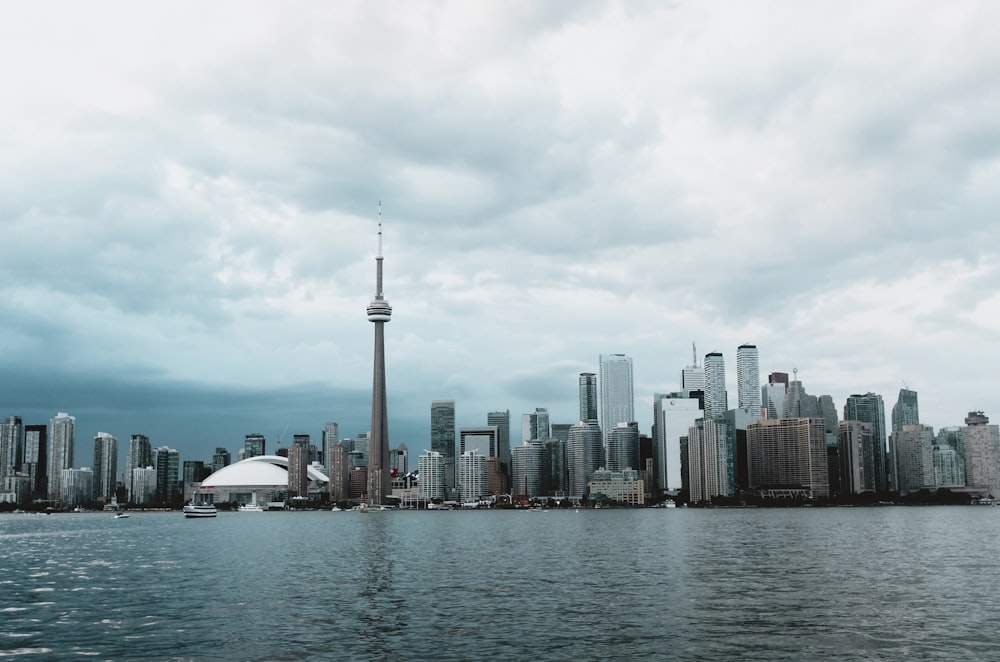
xmin=200 ymin=455 xmax=328 ymax=489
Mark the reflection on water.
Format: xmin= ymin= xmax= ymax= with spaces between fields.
xmin=3 ymin=507 xmax=1000 ymax=660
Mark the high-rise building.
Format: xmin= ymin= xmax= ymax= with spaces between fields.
xmin=703 ymin=352 xmax=727 ymax=420
xmin=24 ymin=424 xmax=47 ymax=499
xmin=182 ymin=460 xmax=205 ymax=483
xmin=60 ymin=467 xmax=93 ymax=507
xmin=152 ymin=446 xmax=179 ymax=503
xmin=761 ymin=372 xmax=788 ymax=420
xmin=894 ymin=424 xmax=935 ymax=492
xmin=747 ymin=418 xmax=829 ymax=498
xmin=891 ymin=389 xmax=920 ymax=431
xmin=418 ymin=450 xmax=445 ymax=501
xmin=736 ymin=344 xmax=761 ymax=414
xmin=47 ymin=412 xmax=75 ymax=502
xmin=844 ymin=393 xmax=888 ymax=492
xmin=545 ymin=437 xmax=567 ymax=496
xmin=366 ymin=206 xmax=393 ymax=506
xmin=430 ymin=400 xmax=456 ymax=496
xmin=681 ymin=343 xmax=705 ymax=394
xmin=328 ymin=442 xmax=350 ymax=503
xmin=653 ymin=393 xmax=703 ymax=493
xmin=688 ymin=418 xmax=734 ymax=503
xmin=126 ymin=434 xmax=152 ymax=503
xmin=288 ymin=436 xmax=309 ymax=498
xmin=487 ymin=410 xmax=511 ymax=485
xmin=566 ymin=420 xmax=603 ymax=498
xmin=131 ymin=467 xmax=157 ymax=505
xmin=512 ymin=441 xmax=544 ymax=498
xmin=521 ymin=408 xmax=550 ymax=442
xmin=599 ymin=354 xmax=634 ymax=448
xmin=607 ymin=422 xmax=639 ymax=472
xmin=579 ymin=373 xmax=598 ymax=421
xmin=92 ymin=432 xmax=118 ymax=502
xmin=962 ymin=411 xmax=1000 ymax=496
xmin=838 ymin=420 xmax=876 ymax=495
xmin=0 ymin=416 xmax=24 ymax=481
xmin=458 ymin=451 xmax=488 ymax=502
xmin=460 ymin=427 xmax=500 ymax=457
xmin=244 ymin=433 xmax=266 ymax=459
xmin=934 ymin=428 xmax=966 ymax=488
xmin=390 ymin=444 xmax=408 ymax=477
xmin=212 ymin=447 xmax=231 ymax=474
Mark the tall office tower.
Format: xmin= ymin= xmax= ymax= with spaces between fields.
xmin=418 ymin=450 xmax=445 ymax=501
xmin=566 ymin=420 xmax=603 ymax=498
xmin=24 ymin=424 xmax=47 ymax=499
xmin=521 ymin=408 xmax=550 ymax=442
xmin=322 ymin=422 xmax=339 ymax=468
xmin=152 ymin=446 xmax=180 ymax=503
xmin=288 ymin=436 xmax=309 ymax=498
xmin=366 ymin=206 xmax=393 ymax=506
xmin=512 ymin=441 xmax=544 ymax=497
xmin=891 ymin=389 xmax=920 ymax=431
xmin=894 ymin=424 xmax=935 ymax=492
xmin=60 ymin=467 xmax=93 ymax=507
xmin=126 ymin=434 xmax=152 ymax=502
xmin=962 ymin=411 xmax=1000 ymax=495
xmin=430 ymin=400 xmax=456 ymax=496
xmin=844 ymin=393 xmax=888 ymax=492
xmin=653 ymin=393 xmax=703 ymax=493
xmin=458 ymin=451 xmax=488 ymax=502
xmin=47 ymin=412 xmax=75 ymax=502
xmin=92 ymin=432 xmax=118 ymax=502
xmin=607 ymin=422 xmax=639 ymax=472
xmin=459 ymin=426 xmax=500 ymax=457
xmin=736 ymin=345 xmax=761 ymax=414
xmin=545 ymin=437 xmax=567 ymax=496
xmin=211 ymin=447 xmax=231 ymax=474
xmin=486 ymin=410 xmax=511 ymax=468
xmin=747 ymin=418 xmax=829 ymax=498
xmin=182 ymin=460 xmax=204 ymax=483
xmin=703 ymin=352 xmax=728 ymax=420
xmin=688 ymin=418 xmax=734 ymax=503
xmin=328 ymin=442 xmax=350 ymax=502
xmin=681 ymin=343 xmax=705 ymax=394
xmin=244 ymin=433 xmax=266 ymax=458
xmin=0 ymin=416 xmax=24 ymax=480
xmin=131 ymin=467 xmax=158 ymax=504
xmin=838 ymin=420 xmax=876 ymax=495
xmin=599 ymin=354 xmax=634 ymax=447
xmin=817 ymin=395 xmax=839 ymax=444
xmin=579 ymin=373 xmax=598 ymax=421
xmin=933 ymin=429 xmax=966 ymax=488
xmin=783 ymin=373 xmax=818 ymax=418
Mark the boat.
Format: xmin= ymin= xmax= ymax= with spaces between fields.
xmin=238 ymin=503 xmax=264 ymax=512
xmin=114 ymin=512 xmax=130 ymax=519
xmin=183 ymin=502 xmax=218 ymax=518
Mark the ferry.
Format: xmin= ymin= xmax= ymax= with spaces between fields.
xmin=183 ymin=502 xmax=218 ymax=518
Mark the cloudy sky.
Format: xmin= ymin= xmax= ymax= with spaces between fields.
xmin=3 ymin=1 xmax=999 ymax=471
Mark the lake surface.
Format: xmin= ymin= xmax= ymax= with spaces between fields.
xmin=2 ymin=507 xmax=1000 ymax=660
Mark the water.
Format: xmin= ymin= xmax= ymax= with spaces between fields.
xmin=2 ymin=507 xmax=1000 ymax=660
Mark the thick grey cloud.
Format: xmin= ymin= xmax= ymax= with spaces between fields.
xmin=2 ymin=1 xmax=999 ymax=471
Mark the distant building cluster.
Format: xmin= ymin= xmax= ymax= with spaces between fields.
xmin=2 ymin=344 xmax=998 ymax=509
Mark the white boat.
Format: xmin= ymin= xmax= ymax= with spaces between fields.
xmin=183 ymin=502 xmax=218 ymax=518
xmin=114 ymin=512 xmax=130 ymax=519
xmin=238 ymin=503 xmax=264 ymax=512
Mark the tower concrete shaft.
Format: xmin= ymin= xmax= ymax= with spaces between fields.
xmin=367 ymin=205 xmax=392 ymax=504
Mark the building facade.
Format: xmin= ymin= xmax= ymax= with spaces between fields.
xmin=703 ymin=352 xmax=727 ymax=420
xmin=599 ymin=353 xmax=634 ymax=447
xmin=92 ymin=432 xmax=118 ymax=503
xmin=747 ymin=418 xmax=829 ymax=498
xmin=430 ymin=400 xmax=456 ymax=497
xmin=47 ymin=412 xmax=75 ymax=502
xmin=736 ymin=344 xmax=761 ymax=414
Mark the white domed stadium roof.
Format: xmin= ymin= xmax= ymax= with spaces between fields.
xmin=200 ymin=455 xmax=328 ymax=489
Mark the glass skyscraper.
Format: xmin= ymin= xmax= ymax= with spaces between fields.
xmin=736 ymin=344 xmax=761 ymax=414
xmin=703 ymin=352 xmax=727 ymax=420
xmin=599 ymin=353 xmax=634 ymax=448
xmin=431 ymin=400 xmax=456 ymax=495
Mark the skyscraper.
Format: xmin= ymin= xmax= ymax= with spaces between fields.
xmin=653 ymin=393 xmax=703 ymax=493
xmin=92 ymin=432 xmax=117 ymax=502
xmin=607 ymin=421 xmax=640 ymax=472
xmin=747 ymin=417 xmax=829 ymax=498
xmin=431 ymin=400 xmax=456 ymax=496
xmin=567 ymin=420 xmax=603 ymax=498
xmin=599 ymin=353 xmax=634 ymax=447
xmin=153 ymin=446 xmax=179 ymax=503
xmin=962 ymin=411 xmax=1000 ymax=496
xmin=126 ymin=434 xmax=152 ymax=503
xmin=366 ymin=205 xmax=393 ymax=506
xmin=579 ymin=372 xmax=598 ymax=421
xmin=681 ymin=342 xmax=705 ymax=393
xmin=891 ymin=389 xmax=920 ymax=431
xmin=24 ymin=424 xmax=47 ymax=499
xmin=894 ymin=424 xmax=935 ymax=492
xmin=703 ymin=352 xmax=727 ymax=419
xmin=244 ymin=433 xmax=266 ymax=458
xmin=486 ymin=409 xmax=511 ymax=477
xmin=736 ymin=344 xmax=761 ymax=414
xmin=844 ymin=393 xmax=888 ymax=492
xmin=47 ymin=412 xmax=75 ymax=502
xmin=688 ymin=418 xmax=735 ymax=503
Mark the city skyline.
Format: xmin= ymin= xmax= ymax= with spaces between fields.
xmin=3 ymin=3 xmax=1000 ymax=469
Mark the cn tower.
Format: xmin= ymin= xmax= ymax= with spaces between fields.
xmin=366 ymin=202 xmax=392 ymax=505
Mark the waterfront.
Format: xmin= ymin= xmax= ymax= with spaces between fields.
xmin=2 ymin=507 xmax=1000 ymax=660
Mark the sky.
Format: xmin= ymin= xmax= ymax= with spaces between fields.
xmin=2 ymin=1 xmax=1000 ymax=472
